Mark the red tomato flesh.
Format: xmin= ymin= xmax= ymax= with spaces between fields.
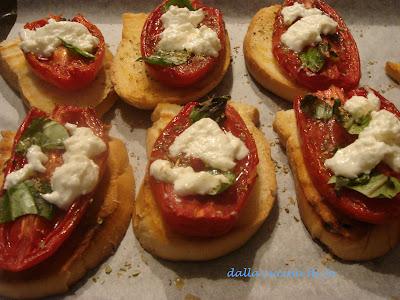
xmin=295 ymin=86 xmax=400 ymax=224
xmin=140 ymin=0 xmax=226 ymax=87
xmin=149 ymin=103 xmax=259 ymax=237
xmin=273 ymin=0 xmax=361 ymax=91
xmin=0 ymin=106 xmax=108 ymax=272
xmin=23 ymin=15 xmax=105 ymax=91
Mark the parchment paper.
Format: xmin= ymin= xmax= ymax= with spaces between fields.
xmin=0 ymin=1 xmax=399 ymax=299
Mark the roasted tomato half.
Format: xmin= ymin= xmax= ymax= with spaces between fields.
xmin=23 ymin=15 xmax=105 ymax=91
xmin=149 ymin=102 xmax=259 ymax=237
xmin=140 ymin=0 xmax=226 ymax=87
xmin=273 ymin=0 xmax=360 ymax=91
xmin=295 ymin=86 xmax=400 ymax=224
xmin=0 ymin=106 xmax=108 ymax=272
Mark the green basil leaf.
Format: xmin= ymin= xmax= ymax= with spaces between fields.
xmin=58 ymin=37 xmax=95 ymax=59
xmin=0 ymin=180 xmax=55 ymax=224
xmin=16 ymin=118 xmax=69 ymax=154
xmin=300 ymin=47 xmax=325 ymax=73
xmin=301 ymin=94 xmax=333 ymax=121
xmin=8 ymin=182 xmax=38 ymax=220
xmin=208 ymin=170 xmax=236 ymax=195
xmin=328 ymin=174 xmax=400 ymax=199
xmin=332 ymin=102 xmax=372 ymax=135
xmin=190 ymin=95 xmax=230 ymax=124
xmin=142 ymin=50 xmax=191 ymax=67
xmin=346 ymin=114 xmax=372 ymax=135
xmin=164 ymin=0 xmax=195 ymax=11
xmin=41 ymin=120 xmax=69 ymax=150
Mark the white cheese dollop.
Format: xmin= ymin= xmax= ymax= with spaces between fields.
xmin=4 ymin=145 xmax=48 ymax=189
xmin=281 ymin=2 xmax=323 ymax=26
xmin=157 ymin=5 xmax=221 ymax=57
xmin=41 ymin=123 xmax=106 ymax=210
xmin=343 ymin=91 xmax=380 ymax=120
xmin=150 ymin=159 xmax=230 ymax=196
xmin=325 ymin=110 xmax=400 ymax=178
xmin=281 ymin=14 xmax=337 ymax=52
xmin=169 ymin=118 xmax=249 ymax=171
xmin=19 ymin=18 xmax=99 ymax=57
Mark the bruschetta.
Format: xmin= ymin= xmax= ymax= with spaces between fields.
xmin=273 ymin=86 xmax=400 ymax=260
xmin=244 ymin=0 xmax=361 ymax=102
xmin=134 ymin=97 xmax=276 ymax=260
xmin=0 ymin=106 xmax=134 ymax=299
xmin=0 ymin=15 xmax=117 ymax=116
xmin=111 ymin=0 xmax=231 ymax=109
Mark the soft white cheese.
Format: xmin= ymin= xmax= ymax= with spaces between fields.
xmin=169 ymin=118 xmax=249 ymax=171
xmin=157 ymin=5 xmax=221 ymax=57
xmin=281 ymin=14 xmax=337 ymax=52
xmin=4 ymin=145 xmax=48 ymax=189
xmin=325 ymin=109 xmax=400 ymax=177
xmin=343 ymin=91 xmax=380 ymax=120
xmin=19 ymin=18 xmax=99 ymax=57
xmin=150 ymin=159 xmax=230 ymax=196
xmin=281 ymin=2 xmax=323 ymax=26
xmin=41 ymin=123 xmax=106 ymax=210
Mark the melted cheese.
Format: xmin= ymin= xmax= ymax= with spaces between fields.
xmin=19 ymin=18 xmax=99 ymax=57
xmin=281 ymin=14 xmax=337 ymax=52
xmin=281 ymin=2 xmax=323 ymax=26
xmin=169 ymin=118 xmax=249 ymax=171
xmin=41 ymin=123 xmax=106 ymax=209
xmin=4 ymin=145 xmax=48 ymax=189
xmin=325 ymin=110 xmax=400 ymax=178
xmin=343 ymin=91 xmax=380 ymax=120
xmin=157 ymin=5 xmax=221 ymax=57
xmin=150 ymin=159 xmax=230 ymax=196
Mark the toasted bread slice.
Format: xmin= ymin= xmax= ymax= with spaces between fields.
xmin=133 ymin=102 xmax=276 ymax=261
xmin=0 ymin=39 xmax=118 ymax=117
xmin=111 ymin=13 xmax=231 ymax=110
xmin=273 ymin=110 xmax=400 ymax=261
xmin=243 ymin=5 xmax=307 ymax=102
xmin=385 ymin=61 xmax=400 ymax=83
xmin=0 ymin=132 xmax=135 ymax=299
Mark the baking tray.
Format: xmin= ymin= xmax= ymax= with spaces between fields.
xmin=0 ymin=0 xmax=399 ymax=299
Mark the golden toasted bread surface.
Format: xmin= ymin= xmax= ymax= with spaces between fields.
xmin=243 ymin=5 xmax=306 ymax=102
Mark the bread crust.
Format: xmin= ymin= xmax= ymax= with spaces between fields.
xmin=385 ymin=61 xmax=400 ymax=83
xmin=0 ymin=39 xmax=118 ymax=117
xmin=133 ymin=102 xmax=276 ymax=261
xmin=0 ymin=133 xmax=135 ymax=299
xmin=243 ymin=5 xmax=307 ymax=102
xmin=273 ymin=110 xmax=400 ymax=261
xmin=111 ymin=13 xmax=231 ymax=110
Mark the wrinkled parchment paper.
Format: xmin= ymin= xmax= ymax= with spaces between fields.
xmin=0 ymin=1 xmax=399 ymax=299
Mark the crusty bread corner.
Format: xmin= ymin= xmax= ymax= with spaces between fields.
xmin=133 ymin=102 xmax=277 ymax=261
xmin=273 ymin=110 xmax=400 ymax=261
xmin=111 ymin=13 xmax=231 ymax=110
xmin=243 ymin=5 xmax=307 ymax=102
xmin=0 ymin=39 xmax=118 ymax=117
xmin=385 ymin=61 xmax=400 ymax=83
xmin=0 ymin=132 xmax=135 ymax=299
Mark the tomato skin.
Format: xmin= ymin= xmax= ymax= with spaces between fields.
xmin=272 ymin=0 xmax=361 ymax=91
xmin=140 ymin=0 xmax=226 ymax=87
xmin=0 ymin=106 xmax=108 ymax=272
xmin=295 ymin=86 xmax=400 ymax=224
xmin=23 ymin=15 xmax=105 ymax=91
xmin=149 ymin=103 xmax=259 ymax=237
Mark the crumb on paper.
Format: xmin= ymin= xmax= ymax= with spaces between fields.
xmin=105 ymin=265 xmax=112 ymax=275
